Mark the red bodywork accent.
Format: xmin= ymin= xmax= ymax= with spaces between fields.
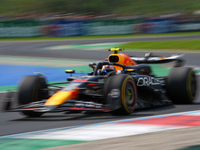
xmin=88 ymin=83 xmax=98 ymax=86
xmin=71 ymin=90 xmax=79 ymax=97
xmin=120 ymin=53 xmax=137 ymax=66
xmin=73 ymin=79 xmax=88 ymax=82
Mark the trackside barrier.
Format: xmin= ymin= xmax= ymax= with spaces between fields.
xmin=0 ymin=19 xmax=199 ymax=37
xmin=0 ymin=21 xmax=41 ymax=37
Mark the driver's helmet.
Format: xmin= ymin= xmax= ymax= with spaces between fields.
xmin=98 ymin=65 xmax=115 ymax=75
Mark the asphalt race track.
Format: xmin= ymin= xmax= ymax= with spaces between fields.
xmin=0 ymin=34 xmax=200 ymax=65
xmin=0 ymin=35 xmax=200 ymax=148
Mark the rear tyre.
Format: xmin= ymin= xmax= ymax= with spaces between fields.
xmin=104 ymin=74 xmax=137 ymax=115
xmin=18 ymin=75 xmax=49 ymax=117
xmin=167 ymin=67 xmax=197 ymax=104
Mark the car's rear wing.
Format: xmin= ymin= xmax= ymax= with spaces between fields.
xmin=130 ymin=53 xmax=184 ymax=65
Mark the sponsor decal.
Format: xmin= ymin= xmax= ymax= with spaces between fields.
xmin=110 ymin=89 xmax=120 ymax=98
xmin=98 ymin=79 xmax=104 ymax=83
xmin=137 ymin=77 xmax=160 ymax=86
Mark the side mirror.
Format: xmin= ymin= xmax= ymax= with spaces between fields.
xmin=65 ymin=70 xmax=75 ymax=73
xmin=65 ymin=70 xmax=75 ymax=77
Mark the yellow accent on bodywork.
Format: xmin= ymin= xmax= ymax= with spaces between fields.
xmin=45 ymin=90 xmax=78 ymax=105
xmin=127 ymin=69 xmax=134 ymax=72
xmin=109 ymin=47 xmax=124 ymax=51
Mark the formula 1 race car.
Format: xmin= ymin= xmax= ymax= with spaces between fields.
xmin=7 ymin=48 xmax=197 ymax=117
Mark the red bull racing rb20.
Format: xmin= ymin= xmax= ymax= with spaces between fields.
xmin=8 ymin=48 xmax=197 ymax=117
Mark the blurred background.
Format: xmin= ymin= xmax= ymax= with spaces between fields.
xmin=0 ymin=0 xmax=200 ymax=37
xmin=1 ymin=1 xmax=200 ymax=150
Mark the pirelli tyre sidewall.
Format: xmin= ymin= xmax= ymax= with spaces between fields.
xmin=18 ymin=75 xmax=48 ymax=117
xmin=104 ymin=74 xmax=137 ymax=115
xmin=167 ymin=67 xmax=197 ymax=104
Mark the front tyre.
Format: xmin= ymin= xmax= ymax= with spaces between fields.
xmin=18 ymin=75 xmax=49 ymax=117
xmin=167 ymin=67 xmax=197 ymax=104
xmin=104 ymin=74 xmax=137 ymax=115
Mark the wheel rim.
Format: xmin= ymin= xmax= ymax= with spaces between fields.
xmin=125 ymin=80 xmax=136 ymax=109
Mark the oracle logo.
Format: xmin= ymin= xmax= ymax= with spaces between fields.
xmin=137 ymin=77 xmax=160 ymax=86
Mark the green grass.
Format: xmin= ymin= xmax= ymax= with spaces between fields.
xmin=0 ymin=32 xmax=200 ymax=41
xmin=123 ymin=39 xmax=200 ymax=51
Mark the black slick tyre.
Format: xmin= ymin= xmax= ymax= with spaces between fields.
xmin=167 ymin=67 xmax=197 ymax=104
xmin=18 ymin=75 xmax=49 ymax=117
xmin=104 ymin=74 xmax=137 ymax=115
